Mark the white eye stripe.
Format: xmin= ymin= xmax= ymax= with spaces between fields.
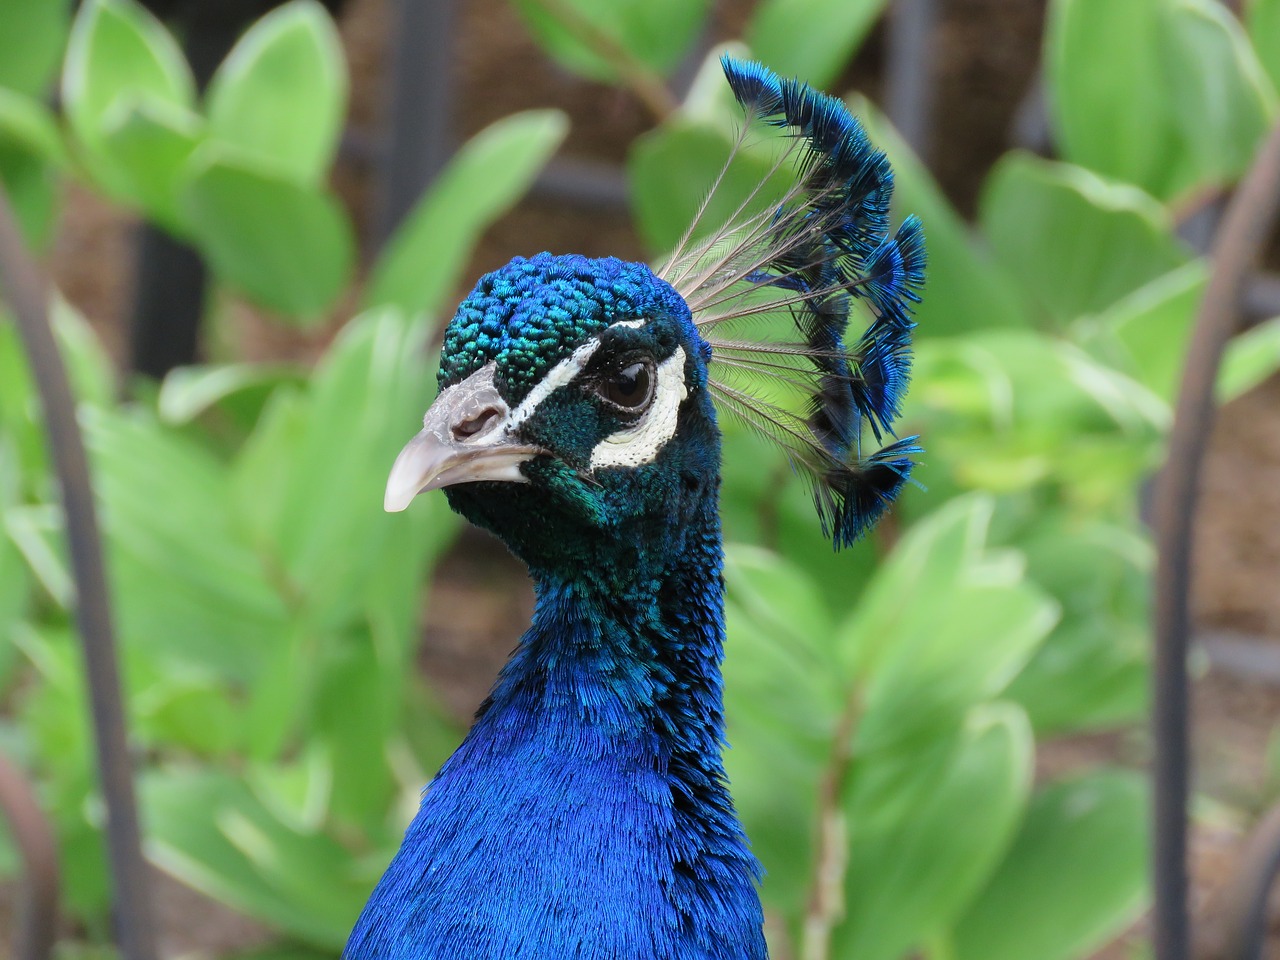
xmin=590 ymin=346 xmax=687 ymax=469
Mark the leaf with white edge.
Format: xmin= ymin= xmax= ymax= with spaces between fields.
xmin=0 ymin=0 xmax=71 ymax=97
xmin=746 ymin=0 xmax=886 ymax=88
xmin=365 ymin=110 xmax=568 ymax=319
xmin=63 ymin=0 xmax=194 ymax=149
xmin=834 ymin=703 xmax=1033 ymax=960
xmin=100 ymin=97 xmax=204 ymax=227
xmin=142 ymin=769 xmax=373 ymax=948
xmin=838 ymin=495 xmax=1059 ymax=750
xmin=158 ymin=363 xmax=306 ymax=425
xmin=205 ymin=0 xmax=346 ymax=184
xmin=180 ymin=147 xmax=353 ymax=320
xmin=1220 ymin=315 xmax=1280 ymax=401
xmin=980 ymin=152 xmax=1189 ymax=325
xmin=950 ymin=771 xmax=1149 ymax=960
xmin=1047 ymin=0 xmax=1276 ymax=200
xmin=0 ymin=90 xmax=67 ymax=168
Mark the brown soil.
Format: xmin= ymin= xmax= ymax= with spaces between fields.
xmin=27 ymin=0 xmax=1280 ymax=956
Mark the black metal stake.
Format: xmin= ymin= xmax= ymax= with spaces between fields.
xmin=0 ymin=190 xmax=158 ymax=960
xmin=1151 ymin=122 xmax=1280 ymax=960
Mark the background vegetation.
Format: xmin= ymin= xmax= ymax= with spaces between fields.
xmin=2 ymin=0 xmax=1280 ymax=957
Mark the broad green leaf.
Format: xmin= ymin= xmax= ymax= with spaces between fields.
xmin=100 ymin=97 xmax=204 ymax=228
xmin=143 ymin=769 xmax=374 ymax=947
xmin=84 ymin=407 xmax=293 ymax=679
xmin=205 ymin=0 xmax=346 ymax=184
xmin=0 ymin=0 xmax=71 ymax=96
xmin=180 ymin=148 xmax=354 ymax=320
xmin=63 ymin=0 xmax=194 ymax=149
xmin=1249 ymin=0 xmax=1280 ymax=90
xmin=1076 ymin=262 xmax=1207 ymax=402
xmin=1047 ymin=0 xmax=1276 ymax=200
xmin=722 ymin=546 xmax=840 ymax=914
xmin=979 ymin=153 xmax=1189 ymax=325
xmin=857 ymin=101 xmax=1031 ymax=334
xmin=1219 ymin=315 xmax=1280 ymax=400
xmin=237 ymin=309 xmax=455 ymax=633
xmin=746 ymin=0 xmax=886 ymax=87
xmin=133 ymin=675 xmax=239 ymax=757
xmin=510 ymin=0 xmax=709 ymax=83
xmin=1004 ymin=515 xmax=1151 ymax=733
xmin=0 ymin=492 xmax=30 ymax=686
xmin=365 ymin=110 xmax=568 ymax=318
xmin=0 ymin=90 xmax=67 ymax=168
xmin=53 ymin=296 xmax=116 ymax=407
xmin=839 ymin=495 xmax=1058 ymax=749
xmin=158 ymin=363 xmax=306 ymax=426
xmin=0 ymin=90 xmax=64 ymax=245
xmin=834 ymin=703 xmax=1033 ymax=960
xmin=951 ymin=771 xmax=1149 ymax=960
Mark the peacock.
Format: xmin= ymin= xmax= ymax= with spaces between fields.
xmin=344 ymin=56 xmax=925 ymax=960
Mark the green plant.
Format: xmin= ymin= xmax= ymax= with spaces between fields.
xmin=2 ymin=0 xmax=1279 ymax=957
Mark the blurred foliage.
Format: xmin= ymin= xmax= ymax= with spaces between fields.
xmin=0 ymin=0 xmax=1278 ymax=958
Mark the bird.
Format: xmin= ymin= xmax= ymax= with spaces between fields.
xmin=343 ymin=56 xmax=925 ymax=960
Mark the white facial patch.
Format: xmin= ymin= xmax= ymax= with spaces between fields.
xmin=590 ymin=346 xmax=688 ymax=469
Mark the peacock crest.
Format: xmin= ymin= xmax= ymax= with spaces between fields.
xmin=662 ymin=56 xmax=926 ymax=548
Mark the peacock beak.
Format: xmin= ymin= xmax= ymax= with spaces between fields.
xmin=384 ymin=364 xmax=544 ymax=512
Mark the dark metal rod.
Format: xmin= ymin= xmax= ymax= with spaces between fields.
xmin=884 ymin=0 xmax=937 ymax=161
xmin=1150 ymin=121 xmax=1280 ymax=960
xmin=0 ymin=752 xmax=59 ymax=960
xmin=377 ymin=0 xmax=457 ymax=244
xmin=0 ymin=190 xmax=158 ymax=960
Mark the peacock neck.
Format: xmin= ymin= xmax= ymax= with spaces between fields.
xmin=477 ymin=491 xmax=731 ymax=779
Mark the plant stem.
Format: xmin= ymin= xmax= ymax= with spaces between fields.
xmin=801 ymin=685 xmax=864 ymax=960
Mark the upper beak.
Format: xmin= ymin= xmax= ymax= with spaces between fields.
xmin=384 ymin=364 xmax=544 ymax=512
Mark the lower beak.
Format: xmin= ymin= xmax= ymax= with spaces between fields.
xmin=383 ymin=364 xmax=543 ymax=513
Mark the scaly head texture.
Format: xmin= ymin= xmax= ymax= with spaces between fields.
xmin=662 ymin=56 xmax=926 ymax=548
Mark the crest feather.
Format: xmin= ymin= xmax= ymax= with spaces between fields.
xmin=660 ymin=56 xmax=926 ymax=549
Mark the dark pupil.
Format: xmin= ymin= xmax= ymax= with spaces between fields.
xmin=603 ymin=362 xmax=651 ymax=408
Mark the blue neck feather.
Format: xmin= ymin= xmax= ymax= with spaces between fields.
xmin=345 ymin=492 xmax=767 ymax=960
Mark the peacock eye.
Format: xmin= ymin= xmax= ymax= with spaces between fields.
xmin=597 ymin=360 xmax=654 ymax=411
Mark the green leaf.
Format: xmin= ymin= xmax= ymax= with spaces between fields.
xmin=746 ymin=0 xmax=886 ymax=88
xmin=84 ymin=407 xmax=294 ymax=679
xmin=0 ymin=0 xmax=71 ymax=96
xmin=1047 ymin=0 xmax=1276 ymax=200
xmin=1249 ymin=0 xmax=1280 ymax=90
xmin=510 ymin=0 xmax=709 ymax=83
xmin=0 ymin=90 xmax=65 ymax=246
xmin=722 ymin=545 xmax=840 ymax=914
xmin=834 ymin=703 xmax=1033 ymax=960
xmin=839 ymin=495 xmax=1059 ymax=750
xmin=180 ymin=147 xmax=354 ymax=320
xmin=99 ymin=97 xmax=205 ymax=228
xmin=205 ymin=0 xmax=347 ymax=184
xmin=143 ymin=768 xmax=374 ymax=947
xmin=980 ymin=153 xmax=1189 ymax=325
xmin=63 ymin=0 xmax=194 ymax=150
xmin=951 ymin=771 xmax=1149 ymax=960
xmin=1220 ymin=314 xmax=1280 ymax=400
xmin=157 ymin=363 xmax=306 ymax=426
xmin=365 ymin=110 xmax=568 ymax=318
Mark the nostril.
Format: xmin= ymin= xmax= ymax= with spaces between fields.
xmin=452 ymin=407 xmax=502 ymax=441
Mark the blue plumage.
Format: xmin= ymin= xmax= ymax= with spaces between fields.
xmin=352 ymin=58 xmax=924 ymax=959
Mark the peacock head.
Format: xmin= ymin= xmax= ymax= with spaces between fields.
xmin=384 ymin=57 xmax=928 ymax=575
xmin=384 ymin=252 xmax=722 ymax=574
